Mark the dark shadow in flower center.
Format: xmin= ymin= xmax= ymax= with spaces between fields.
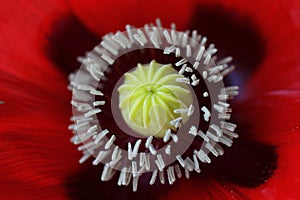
xmin=188 ymin=5 xmax=277 ymax=188
xmin=46 ymin=14 xmax=101 ymax=75
xmin=188 ymin=5 xmax=266 ymax=99
xmin=64 ymin=162 xmax=172 ymax=200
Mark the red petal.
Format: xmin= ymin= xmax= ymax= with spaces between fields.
xmin=0 ymin=1 xmax=81 ymax=199
xmin=161 ymin=141 xmax=300 ymax=200
xmin=231 ymin=140 xmax=300 ymax=200
xmin=69 ymin=0 xmax=196 ymax=35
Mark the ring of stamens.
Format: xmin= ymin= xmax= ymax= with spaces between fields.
xmin=69 ymin=18 xmax=239 ymax=192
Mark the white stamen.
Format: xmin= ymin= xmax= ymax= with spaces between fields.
xmin=137 ymin=29 xmax=147 ymax=43
xmin=150 ymin=31 xmax=160 ymax=48
xmin=218 ymin=113 xmax=231 ymax=119
xmin=167 ymin=166 xmax=176 ymax=185
xmin=208 ymin=65 xmax=226 ymax=75
xmin=214 ymin=143 xmax=225 ymax=156
xmin=189 ymin=126 xmax=198 ymax=136
xmin=145 ymin=154 xmax=150 ymax=170
xmin=197 ymin=129 xmax=209 ymax=142
xmin=175 ymin=58 xmax=187 ymax=67
xmin=176 ymin=155 xmax=185 ymax=168
xmin=185 ymin=157 xmax=195 ymax=171
xmin=163 ymin=30 xmax=173 ymax=44
xmin=116 ymin=31 xmax=132 ymax=48
xmin=213 ymin=103 xmax=225 ymax=113
xmin=163 ymin=129 xmax=172 ymax=143
xmin=105 ymin=135 xmax=116 ymax=149
xmin=132 ymin=161 xmax=138 ymax=177
xmin=149 ymin=169 xmax=158 ymax=185
xmin=90 ymin=89 xmax=104 ymax=96
xmin=124 ymin=167 xmax=132 ymax=186
xmin=155 ymin=18 xmax=162 ymax=27
xmin=192 ymin=61 xmax=199 ymax=70
xmin=93 ymin=150 xmax=110 ymax=165
xmin=112 ymin=146 xmax=120 ymax=160
xmin=186 ymin=45 xmax=191 ymax=57
xmin=171 ymin=23 xmax=176 ymax=30
xmin=170 ymin=117 xmax=183 ymax=128
xmin=218 ymin=101 xmax=230 ymax=108
xmin=194 ymin=149 xmax=211 ymax=163
xmin=185 ymin=67 xmax=193 ymax=73
xmin=192 ymin=30 xmax=198 ymax=41
xmin=202 ymin=71 xmax=208 ymax=79
xmin=207 ymin=131 xmax=219 ymax=142
xmin=139 ymin=152 xmax=145 ymax=167
xmin=176 ymin=77 xmax=190 ymax=84
xmin=210 ymin=124 xmax=223 ymax=136
xmin=149 ymin=144 xmax=157 ymax=155
xmin=171 ymin=134 xmax=178 ymax=143
xmin=75 ymin=121 xmax=89 ymax=130
xmin=165 ymin=145 xmax=171 ymax=155
xmin=132 ymin=139 xmax=142 ymax=158
xmin=93 ymin=101 xmax=105 ymax=106
xmin=200 ymin=36 xmax=207 ymax=46
xmin=102 ymin=164 xmax=116 ymax=181
xmin=111 ymin=34 xmax=126 ymax=49
xmin=203 ymin=54 xmax=212 ymax=65
xmin=191 ymin=79 xmax=200 ymax=86
xmin=195 ymin=46 xmax=205 ymax=61
xmin=118 ymin=167 xmax=127 ymax=186
xmin=128 ymin=142 xmax=133 ymax=160
xmin=175 ymin=47 xmax=180 ymax=57
xmin=163 ymin=46 xmax=176 ymax=54
xmin=201 ymin=106 xmax=211 ymax=122
xmin=94 ymin=129 xmax=109 ymax=144
xmin=182 ymin=33 xmax=188 ymax=47
xmin=178 ymin=64 xmax=187 ymax=75
xmin=159 ymin=171 xmax=165 ymax=184
xmin=205 ymin=142 xmax=219 ymax=157
xmin=217 ymin=56 xmax=233 ymax=65
xmin=155 ymin=154 xmax=165 ymax=171
xmin=193 ymin=154 xmax=201 ymax=173
xmin=171 ymin=30 xmax=178 ymax=45
xmin=79 ymin=153 xmax=91 ymax=164
xmin=134 ymin=34 xmax=146 ymax=46
xmin=125 ymin=25 xmax=134 ymax=43
xmin=145 ymin=136 xmax=153 ymax=148
xmin=87 ymin=125 xmax=98 ymax=134
xmin=221 ymin=66 xmax=235 ymax=77
xmin=223 ymin=129 xmax=239 ymax=138
xmin=219 ymin=135 xmax=233 ymax=147
xmin=184 ymin=165 xmax=190 ymax=179
xmin=101 ymin=54 xmax=114 ymax=65
xmin=187 ymin=104 xmax=195 ymax=116
xmin=222 ymin=86 xmax=239 ymax=96
xmin=101 ymin=40 xmax=118 ymax=56
xmin=78 ymin=141 xmax=100 ymax=151
xmin=174 ymin=164 xmax=182 ymax=178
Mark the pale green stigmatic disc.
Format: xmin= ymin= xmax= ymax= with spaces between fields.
xmin=118 ymin=60 xmax=193 ymax=138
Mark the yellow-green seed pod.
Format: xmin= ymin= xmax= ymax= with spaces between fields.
xmin=118 ymin=60 xmax=193 ymax=138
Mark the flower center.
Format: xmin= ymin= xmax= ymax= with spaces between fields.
xmin=69 ymin=18 xmax=239 ymax=192
xmin=118 ymin=61 xmax=193 ymax=138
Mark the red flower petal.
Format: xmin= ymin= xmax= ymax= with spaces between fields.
xmin=69 ymin=0 xmax=196 ymax=35
xmin=0 ymin=0 xmax=81 ymax=198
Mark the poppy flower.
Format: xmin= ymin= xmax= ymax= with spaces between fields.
xmin=1 ymin=0 xmax=300 ymax=200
